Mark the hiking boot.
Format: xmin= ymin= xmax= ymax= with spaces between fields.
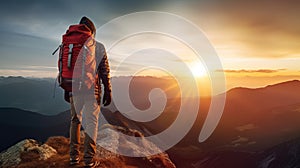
xmin=70 ymin=157 xmax=80 ymax=165
xmin=84 ymin=160 xmax=100 ymax=168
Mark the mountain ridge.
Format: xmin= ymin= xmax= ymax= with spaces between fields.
xmin=227 ymin=79 xmax=300 ymax=93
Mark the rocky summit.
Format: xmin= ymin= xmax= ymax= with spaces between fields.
xmin=0 ymin=124 xmax=176 ymax=168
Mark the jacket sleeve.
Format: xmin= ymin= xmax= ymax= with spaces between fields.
xmin=96 ymin=42 xmax=111 ymax=92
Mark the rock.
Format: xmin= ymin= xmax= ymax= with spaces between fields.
xmin=96 ymin=124 xmax=176 ymax=168
xmin=97 ymin=124 xmax=163 ymax=157
xmin=0 ymin=139 xmax=57 ymax=167
xmin=97 ymin=124 xmax=120 ymax=155
xmin=45 ymin=136 xmax=69 ymax=155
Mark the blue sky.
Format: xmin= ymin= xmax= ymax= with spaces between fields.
xmin=0 ymin=0 xmax=156 ymax=77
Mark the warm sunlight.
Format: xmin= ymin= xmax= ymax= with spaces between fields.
xmin=190 ymin=62 xmax=207 ymax=78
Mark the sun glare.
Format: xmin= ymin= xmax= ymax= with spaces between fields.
xmin=190 ymin=62 xmax=207 ymax=78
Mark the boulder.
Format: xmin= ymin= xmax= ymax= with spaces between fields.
xmin=0 ymin=139 xmax=57 ymax=167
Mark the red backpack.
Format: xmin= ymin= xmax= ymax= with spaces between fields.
xmin=53 ymin=24 xmax=96 ymax=92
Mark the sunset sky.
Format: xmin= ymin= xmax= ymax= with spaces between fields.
xmin=0 ymin=0 xmax=299 ymax=90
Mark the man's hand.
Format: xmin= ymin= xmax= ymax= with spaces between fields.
xmin=103 ymin=91 xmax=111 ymax=106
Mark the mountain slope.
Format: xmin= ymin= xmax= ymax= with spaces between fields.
xmin=258 ymin=136 xmax=300 ymax=168
xmin=213 ymin=80 xmax=300 ymax=151
xmin=226 ymin=80 xmax=300 ymax=113
xmin=173 ymin=136 xmax=300 ymax=168
xmin=167 ymin=80 xmax=300 ymax=167
xmin=0 ymin=108 xmax=70 ymax=151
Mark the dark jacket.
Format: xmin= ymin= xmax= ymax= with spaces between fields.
xmin=94 ymin=41 xmax=111 ymax=104
xmin=64 ymin=41 xmax=111 ymax=104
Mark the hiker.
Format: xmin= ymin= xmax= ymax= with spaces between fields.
xmin=56 ymin=16 xmax=111 ymax=167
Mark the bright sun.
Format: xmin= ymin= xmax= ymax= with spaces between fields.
xmin=190 ymin=62 xmax=207 ymax=78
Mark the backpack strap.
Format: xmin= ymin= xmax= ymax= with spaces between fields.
xmin=58 ymin=44 xmax=64 ymax=83
xmin=52 ymin=44 xmax=62 ymax=55
xmin=67 ymin=44 xmax=73 ymax=69
xmin=79 ymin=45 xmax=87 ymax=90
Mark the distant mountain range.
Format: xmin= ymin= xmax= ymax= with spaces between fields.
xmin=0 ymin=76 xmax=69 ymax=115
xmin=0 ymin=76 xmax=180 ymax=115
xmin=1 ymin=76 xmax=300 ymax=167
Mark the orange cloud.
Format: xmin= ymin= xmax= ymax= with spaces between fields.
xmin=216 ymin=69 xmax=286 ymax=73
xmin=187 ymin=0 xmax=300 ymax=59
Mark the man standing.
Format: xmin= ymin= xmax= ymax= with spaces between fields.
xmin=62 ymin=16 xmax=111 ymax=168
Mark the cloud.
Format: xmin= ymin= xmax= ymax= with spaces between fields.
xmin=180 ymin=0 xmax=300 ymax=59
xmin=0 ymin=69 xmax=57 ymax=78
xmin=0 ymin=30 xmax=58 ymax=70
xmin=0 ymin=66 xmax=58 ymax=77
xmin=0 ymin=0 xmax=167 ymax=77
xmin=0 ymin=0 xmax=164 ymax=31
xmin=1 ymin=0 xmax=299 ymax=78
xmin=225 ymin=75 xmax=300 ymax=91
xmin=217 ymin=69 xmax=286 ymax=73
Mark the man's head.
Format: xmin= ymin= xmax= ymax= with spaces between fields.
xmin=79 ymin=16 xmax=96 ymax=35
